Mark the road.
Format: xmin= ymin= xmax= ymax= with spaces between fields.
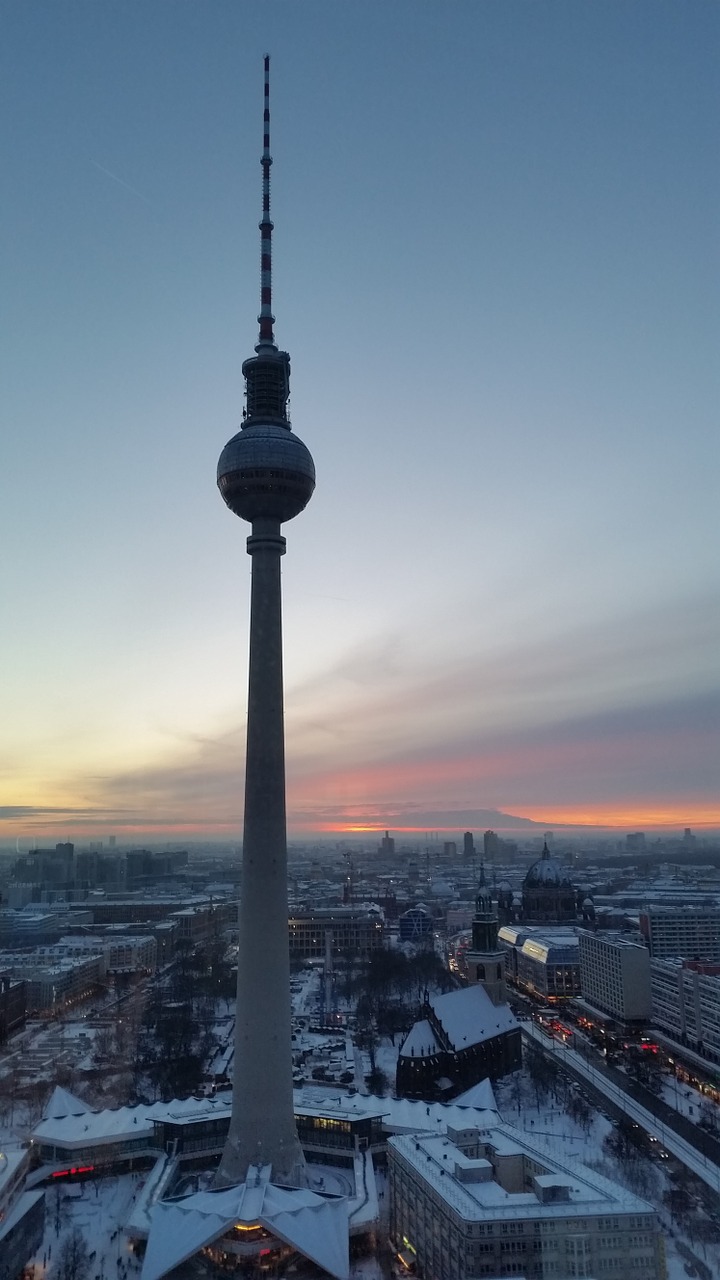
xmin=523 ymin=1019 xmax=720 ymax=1195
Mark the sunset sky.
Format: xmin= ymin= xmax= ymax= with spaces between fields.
xmin=2 ymin=2 xmax=718 ymax=843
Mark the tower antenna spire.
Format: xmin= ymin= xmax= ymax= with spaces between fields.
xmin=258 ymin=53 xmax=275 ymax=351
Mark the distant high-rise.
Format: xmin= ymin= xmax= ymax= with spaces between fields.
xmin=215 ymin=56 xmax=314 ymax=1189
xmin=378 ymin=830 xmax=395 ymax=857
xmin=463 ymin=830 xmax=475 ymax=860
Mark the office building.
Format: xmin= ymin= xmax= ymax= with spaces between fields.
xmin=498 ymin=925 xmax=581 ymax=1000
xmin=578 ymin=930 xmax=651 ymax=1024
xmin=388 ymin=1123 xmax=666 ymax=1280
xmin=0 ymin=1149 xmax=45 ymax=1280
xmin=288 ymin=908 xmax=384 ymax=959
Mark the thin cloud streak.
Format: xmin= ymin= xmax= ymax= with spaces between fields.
xmin=89 ymin=158 xmax=153 ymax=205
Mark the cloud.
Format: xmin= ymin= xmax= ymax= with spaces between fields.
xmin=3 ymin=593 xmax=716 ymax=838
xmin=283 ymin=590 xmax=718 ymax=774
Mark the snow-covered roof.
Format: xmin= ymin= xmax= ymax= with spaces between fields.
xmin=430 ymin=984 xmax=518 ymax=1050
xmin=0 ymin=1149 xmax=28 ymax=1199
xmin=31 ymin=1085 xmax=499 ymax=1162
xmin=398 ymin=1018 xmax=442 ymax=1059
xmin=452 ymin=1078 xmax=498 ymax=1110
xmin=390 ymin=1124 xmax=659 ymax=1222
xmin=33 ymin=1102 xmax=155 ymax=1149
xmin=145 ymin=1094 xmax=232 ymax=1125
xmin=42 ymin=1085 xmax=91 ymax=1120
xmin=294 ymin=1086 xmax=499 ymax=1137
xmin=141 ymin=1165 xmax=349 ymax=1280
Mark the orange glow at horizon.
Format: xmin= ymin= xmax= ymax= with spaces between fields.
xmin=506 ymin=804 xmax=720 ymax=829
xmin=293 ymin=802 xmax=720 ymax=834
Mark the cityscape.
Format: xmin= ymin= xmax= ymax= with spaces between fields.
xmin=2 ymin=5 xmax=718 ymax=1280
xmin=5 ymin=830 xmax=720 ymax=1278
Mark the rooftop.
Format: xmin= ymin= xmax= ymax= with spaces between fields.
xmin=390 ymin=1123 xmax=659 ymax=1221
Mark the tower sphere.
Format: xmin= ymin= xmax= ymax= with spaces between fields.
xmin=217 ymin=422 xmax=315 ymax=524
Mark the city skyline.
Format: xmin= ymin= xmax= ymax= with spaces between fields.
xmin=2 ymin=3 xmax=718 ymax=842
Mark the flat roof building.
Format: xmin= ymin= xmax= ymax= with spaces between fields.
xmin=498 ymin=926 xmax=581 ymax=1001
xmin=578 ymin=930 xmax=651 ymax=1024
xmin=288 ymin=908 xmax=384 ymax=959
xmin=388 ymin=1122 xmax=666 ymax=1280
xmin=651 ymin=957 xmax=720 ymax=1068
xmin=640 ymin=906 xmax=720 ymax=961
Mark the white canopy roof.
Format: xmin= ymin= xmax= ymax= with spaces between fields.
xmin=42 ymin=1086 xmax=91 ymax=1120
xmin=141 ymin=1165 xmax=349 ymax=1280
xmin=453 ymin=1078 xmax=498 ymax=1110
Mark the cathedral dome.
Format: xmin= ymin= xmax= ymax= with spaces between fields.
xmin=522 ymin=843 xmax=573 ymax=890
xmin=521 ymin=843 xmax=577 ymax=924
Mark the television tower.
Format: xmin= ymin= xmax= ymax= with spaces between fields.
xmin=215 ymin=55 xmax=314 ymax=1189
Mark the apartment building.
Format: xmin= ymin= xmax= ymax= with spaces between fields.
xmin=640 ymin=907 xmax=720 ymax=960
xmin=651 ymin=957 xmax=720 ymax=1066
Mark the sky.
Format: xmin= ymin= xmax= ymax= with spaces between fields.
xmin=1 ymin=1 xmax=718 ymax=844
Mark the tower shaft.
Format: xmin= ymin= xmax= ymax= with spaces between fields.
xmin=215 ymin=517 xmax=306 ymax=1187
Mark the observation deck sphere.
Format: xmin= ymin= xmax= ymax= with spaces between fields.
xmin=217 ymin=422 xmax=316 ymax=523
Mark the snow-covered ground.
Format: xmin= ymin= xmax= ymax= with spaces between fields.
xmin=660 ymin=1074 xmax=720 ymax=1130
xmin=8 ymin=967 xmax=720 ymax=1279
xmin=27 ymin=1172 xmax=144 ymax=1280
xmin=25 ymin=1167 xmax=384 ymax=1280
xmin=516 ymin=1026 xmax=720 ymax=1280
xmin=525 ymin=1020 xmax=720 ymax=1195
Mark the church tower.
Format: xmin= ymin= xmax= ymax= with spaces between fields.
xmin=465 ymin=865 xmax=506 ymax=1005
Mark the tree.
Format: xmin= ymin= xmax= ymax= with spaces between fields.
xmin=25 ymin=1079 xmax=49 ymax=1127
xmin=355 ymin=995 xmax=379 ymax=1072
xmin=566 ymin=1089 xmax=592 ymax=1132
xmin=366 ymin=1066 xmax=389 ymax=1096
xmin=53 ymin=1227 xmax=91 ymax=1280
xmin=604 ymin=1114 xmax=652 ymax=1163
xmin=525 ymin=1044 xmax=554 ymax=1111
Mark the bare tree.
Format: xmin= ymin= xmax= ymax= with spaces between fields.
xmin=53 ymin=1226 xmax=91 ymax=1280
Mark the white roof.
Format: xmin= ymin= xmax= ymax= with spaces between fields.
xmin=452 ymin=1078 xmax=498 ymax=1110
xmin=141 ymin=1166 xmax=349 ymax=1280
xmin=33 ymin=1102 xmax=155 ymax=1148
xmin=295 ymin=1086 xmax=498 ymax=1133
xmin=390 ymin=1125 xmax=659 ymax=1222
xmin=145 ymin=1094 xmax=232 ymax=1124
xmin=398 ymin=1018 xmax=441 ymax=1059
xmin=0 ymin=1149 xmax=27 ymax=1197
xmin=42 ymin=1086 xmax=91 ymax=1120
xmin=430 ymin=984 xmax=518 ymax=1049
xmin=31 ymin=1086 xmax=498 ymax=1160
